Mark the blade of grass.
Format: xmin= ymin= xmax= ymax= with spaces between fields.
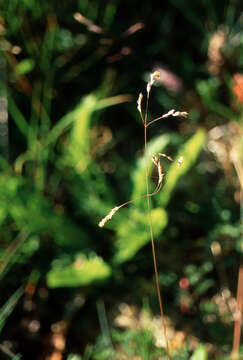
xmin=8 ymin=97 xmax=29 ymax=137
xmin=0 ymin=286 xmax=24 ymax=334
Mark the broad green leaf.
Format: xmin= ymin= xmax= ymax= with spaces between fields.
xmin=190 ymin=345 xmax=208 ymax=360
xmin=158 ymin=128 xmax=206 ymax=207
xmin=113 ymin=207 xmax=168 ymax=264
xmin=45 ymin=92 xmax=129 ymax=174
xmin=68 ymin=93 xmax=98 ymax=172
xmin=47 ymin=254 xmax=112 ymax=288
xmin=0 ymin=174 xmax=88 ymax=249
xmin=67 ymin=93 xmax=130 ymax=173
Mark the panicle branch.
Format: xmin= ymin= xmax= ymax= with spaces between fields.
xmin=99 ymin=71 xmax=186 ymax=232
xmin=98 ymin=149 xmax=181 ymax=227
xmin=146 ymin=109 xmax=188 ymax=127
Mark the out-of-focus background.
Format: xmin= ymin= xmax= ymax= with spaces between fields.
xmin=0 ymin=1 xmax=242 ymax=359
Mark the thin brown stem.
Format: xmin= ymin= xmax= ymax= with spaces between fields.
xmin=144 ymin=101 xmax=170 ymax=359
xmin=99 ymin=164 xmax=163 ymax=228
xmin=146 ymin=114 xmax=166 ymax=128
xmin=231 ymin=187 xmax=243 ymax=360
xmin=146 ymin=109 xmax=188 ymax=128
xmin=118 ymin=181 xmax=163 ymax=209
xmin=140 ymin=110 xmax=145 ymax=125
xmin=144 ymin=92 xmax=150 ymax=125
xmin=232 ymin=261 xmax=243 ymax=359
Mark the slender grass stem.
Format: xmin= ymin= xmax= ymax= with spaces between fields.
xmin=99 ymin=72 xmax=188 ymax=358
xmin=231 ymin=187 xmax=243 ymax=359
xmin=144 ymin=92 xmax=170 ymax=359
xmin=232 ymin=260 xmax=243 ymax=359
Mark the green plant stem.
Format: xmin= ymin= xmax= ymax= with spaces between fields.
xmin=144 ymin=97 xmax=170 ymax=359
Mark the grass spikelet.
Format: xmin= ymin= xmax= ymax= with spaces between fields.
xmin=99 ymin=206 xmax=119 ymax=228
xmin=137 ymin=92 xmax=143 ymax=114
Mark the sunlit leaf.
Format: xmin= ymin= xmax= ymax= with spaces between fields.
xmin=113 ymin=207 xmax=168 ymax=264
xmin=190 ymin=345 xmax=208 ymax=360
xmin=47 ymin=254 xmax=111 ymax=288
xmin=15 ymin=58 xmax=35 ymax=75
xmin=158 ymin=128 xmax=206 ymax=207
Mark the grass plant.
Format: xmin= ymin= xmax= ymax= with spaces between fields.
xmin=99 ymin=71 xmax=188 ymax=359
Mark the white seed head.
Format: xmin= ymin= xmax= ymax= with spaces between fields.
xmin=147 ymin=70 xmax=160 ymax=93
xmin=180 ymin=111 xmax=188 ymax=118
xmin=211 ymin=241 xmax=222 ymax=256
xmin=172 ymin=111 xmax=188 ymax=118
xmin=150 ymin=70 xmax=160 ymax=84
xmin=158 ymin=161 xmax=163 ymax=185
xmin=99 ymin=206 xmax=119 ymax=227
xmin=137 ymin=92 xmax=143 ymax=113
xmin=166 ymin=109 xmax=176 ymax=116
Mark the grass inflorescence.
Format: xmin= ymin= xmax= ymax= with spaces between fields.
xmin=99 ymin=71 xmax=188 ymax=359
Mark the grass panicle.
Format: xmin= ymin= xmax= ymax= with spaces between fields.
xmin=99 ymin=71 xmax=188 ymax=359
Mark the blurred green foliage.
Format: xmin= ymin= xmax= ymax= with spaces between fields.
xmin=0 ymin=0 xmax=242 ymax=359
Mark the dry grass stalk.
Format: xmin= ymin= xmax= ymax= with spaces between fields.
xmin=99 ymin=71 xmax=188 ymax=359
xmin=231 ymin=127 xmax=243 ymax=359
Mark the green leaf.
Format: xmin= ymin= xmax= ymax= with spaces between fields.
xmin=46 ymin=93 xmax=129 ymax=148
xmin=0 ymin=287 xmax=23 ymax=333
xmin=158 ymin=128 xmax=206 ymax=207
xmin=190 ymin=345 xmax=208 ymax=360
xmin=68 ymin=93 xmax=99 ymax=172
xmin=47 ymin=254 xmax=112 ymax=288
xmin=15 ymin=58 xmax=35 ymax=75
xmin=196 ymin=79 xmax=236 ymax=119
xmin=67 ymin=355 xmax=83 ymax=360
xmin=8 ymin=98 xmax=29 ymax=137
xmin=113 ymin=207 xmax=168 ymax=264
xmin=68 ymin=93 xmax=130 ymax=172
xmin=194 ymin=279 xmax=214 ymax=296
xmin=0 ymin=174 xmax=88 ymax=249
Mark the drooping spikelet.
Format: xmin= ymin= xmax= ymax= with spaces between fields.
xmin=172 ymin=111 xmax=188 ymax=118
xmin=146 ymin=109 xmax=188 ymax=127
xmin=98 ymin=206 xmax=119 ymax=228
xmin=162 ymin=109 xmax=188 ymax=119
xmin=159 ymin=153 xmax=174 ymax=162
xmin=137 ymin=92 xmax=143 ymax=113
xmin=147 ymin=70 xmax=160 ymax=94
xmin=151 ymin=155 xmax=164 ymax=190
